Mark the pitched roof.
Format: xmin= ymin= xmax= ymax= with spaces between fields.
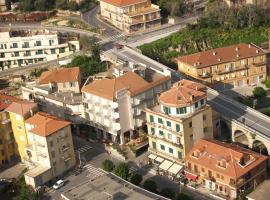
xmin=39 ymin=67 xmax=80 ymax=84
xmin=26 ymin=112 xmax=71 ymax=137
xmin=101 ymin=0 xmax=146 ymax=7
xmin=176 ymin=43 xmax=265 ymax=68
xmin=159 ymin=79 xmax=206 ymax=107
xmin=82 ymin=72 xmax=170 ymax=101
xmin=0 ymin=94 xmax=19 ymax=111
xmin=5 ymin=101 xmax=37 ymax=116
xmin=185 ymin=139 xmax=268 ymax=179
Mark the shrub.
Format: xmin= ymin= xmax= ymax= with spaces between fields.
xmin=160 ymin=188 xmax=175 ymax=199
xmin=175 ymin=192 xmax=194 ymax=200
xmin=101 ymin=159 xmax=114 ymax=172
xmin=129 ymin=173 xmax=142 ymax=186
xmin=253 ymin=86 xmax=267 ymax=98
xmin=114 ymin=163 xmax=129 ymax=180
xmin=143 ymin=179 xmax=157 ymax=193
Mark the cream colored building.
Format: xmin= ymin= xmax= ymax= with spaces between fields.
xmin=0 ymin=0 xmax=6 ymax=11
xmin=82 ymin=69 xmax=171 ymax=145
xmin=100 ymin=0 xmax=161 ymax=33
xmin=21 ymin=67 xmax=83 ymax=123
xmin=224 ymin=0 xmax=269 ymax=8
xmin=146 ymin=79 xmax=213 ymax=164
xmin=0 ymin=29 xmax=79 ymax=71
xmin=24 ymin=112 xmax=76 ymax=188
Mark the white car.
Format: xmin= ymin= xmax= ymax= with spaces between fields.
xmin=53 ymin=180 xmax=65 ymax=189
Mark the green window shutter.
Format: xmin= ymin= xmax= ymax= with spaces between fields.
xmin=150 ymin=115 xmax=154 ymax=123
xmin=176 ymin=124 xmax=181 ymax=132
xmin=152 ymin=142 xmax=156 ymax=149
xmin=159 ymin=130 xmax=164 ymax=136
xmin=166 ymin=121 xmax=171 ymax=127
xmin=160 ymin=144 xmax=165 ymax=150
xmin=158 ymin=118 xmax=163 ymax=124
xmin=178 ymin=151 xmax=182 ymax=159
xmin=169 ymin=148 xmax=173 ymax=154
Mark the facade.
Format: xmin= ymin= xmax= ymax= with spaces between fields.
xmin=224 ymin=0 xmax=269 ymax=8
xmin=82 ymin=70 xmax=171 ymax=145
xmin=0 ymin=0 xmax=6 ymax=12
xmin=146 ymin=79 xmax=213 ymax=164
xmin=21 ymin=67 xmax=83 ymax=123
xmin=0 ymin=94 xmax=18 ymax=166
xmin=185 ymin=139 xmax=267 ymax=199
xmin=6 ymin=101 xmax=38 ymax=161
xmin=23 ymin=112 xmax=76 ymax=188
xmin=100 ymin=0 xmax=161 ymax=33
xmin=0 ymin=29 xmax=79 ymax=71
xmin=176 ymin=43 xmax=267 ymax=90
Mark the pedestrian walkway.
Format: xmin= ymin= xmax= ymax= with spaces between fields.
xmin=100 ymin=33 xmax=126 ymax=43
xmin=75 ymin=145 xmax=92 ymax=154
xmin=84 ymin=163 xmax=104 ymax=180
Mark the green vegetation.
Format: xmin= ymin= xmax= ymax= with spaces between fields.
xmin=1 ymin=176 xmax=42 ymax=200
xmin=129 ymin=173 xmax=142 ymax=186
xmin=139 ymin=2 xmax=270 ymax=69
xmin=143 ymin=179 xmax=157 ymax=193
xmin=152 ymin=0 xmax=186 ymax=17
xmin=253 ymin=87 xmax=267 ymax=98
xmin=174 ymin=192 xmax=194 ymax=200
xmin=102 ymin=159 xmax=114 ymax=172
xmin=114 ymin=163 xmax=130 ymax=180
xmin=263 ymin=76 xmax=270 ymax=88
xmin=30 ymin=68 xmax=48 ymax=78
xmin=160 ymin=188 xmax=175 ymax=199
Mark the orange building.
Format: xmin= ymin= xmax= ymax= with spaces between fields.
xmin=185 ymin=139 xmax=267 ymax=199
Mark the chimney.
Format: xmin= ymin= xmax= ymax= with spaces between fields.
xmin=64 ymin=96 xmax=66 ymax=101
xmin=248 ymin=44 xmax=251 ymax=48
xmin=30 ymin=109 xmax=33 ymax=116
xmin=49 ymin=82 xmax=53 ymax=90
xmin=256 ymin=50 xmax=259 ymax=53
xmin=235 ymin=47 xmax=239 ymax=51
xmin=218 ymin=58 xmax=221 ymax=62
xmin=236 ymin=54 xmax=240 ymax=58
xmin=190 ymin=94 xmax=194 ymax=101
xmin=213 ymin=52 xmax=216 ymax=56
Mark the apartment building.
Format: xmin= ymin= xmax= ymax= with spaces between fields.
xmin=23 ymin=112 xmax=76 ymax=188
xmin=146 ymin=79 xmax=213 ymax=164
xmin=100 ymin=0 xmax=161 ymax=33
xmin=82 ymin=69 xmax=171 ymax=145
xmin=21 ymin=67 xmax=83 ymax=123
xmin=224 ymin=0 xmax=269 ymax=8
xmin=0 ymin=0 xmax=6 ymax=11
xmin=0 ymin=29 xmax=79 ymax=71
xmin=0 ymin=94 xmax=18 ymax=166
xmin=176 ymin=43 xmax=267 ymax=90
xmin=185 ymin=139 xmax=267 ymax=199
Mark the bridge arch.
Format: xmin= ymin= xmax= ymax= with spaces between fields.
xmin=252 ymin=140 xmax=269 ymax=156
xmin=233 ymin=130 xmax=249 ymax=147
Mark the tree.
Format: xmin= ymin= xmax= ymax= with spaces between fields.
xmin=19 ymin=0 xmax=35 ymax=11
xmin=30 ymin=68 xmax=48 ymax=78
xmin=160 ymin=188 xmax=175 ymax=199
xmin=114 ymin=163 xmax=129 ymax=180
xmin=69 ymin=1 xmax=79 ymax=11
xmin=102 ymin=159 xmax=114 ymax=172
xmin=143 ymin=179 xmax=157 ymax=193
xmin=56 ymin=0 xmax=68 ymax=10
xmin=253 ymin=86 xmax=267 ymax=98
xmin=175 ymin=193 xmax=194 ymax=200
xmin=129 ymin=173 xmax=142 ymax=186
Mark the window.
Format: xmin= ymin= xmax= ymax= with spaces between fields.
xmin=60 ymin=47 xmax=65 ymax=53
xmin=158 ymin=118 xmax=163 ymax=124
xmin=194 ymin=165 xmax=198 ymax=173
xmin=178 ymin=151 xmax=182 ymax=159
xmin=188 ymin=162 xmax=191 ymax=170
xmin=208 ymin=170 xmax=212 ymax=177
xmin=36 ymin=50 xmax=43 ymax=55
xmin=36 ymin=41 xmax=41 ymax=46
xmin=195 ymin=102 xmax=199 ymax=108
xmin=163 ymin=106 xmax=171 ymax=114
xmin=160 ymin=144 xmax=165 ymax=150
xmin=28 ymin=59 xmax=33 ymax=64
xmin=221 ymin=175 xmax=224 ymax=180
xmin=159 ymin=130 xmax=164 ymax=136
xmin=150 ymin=128 xmax=155 ymax=135
xmin=150 ymin=115 xmax=154 ymax=123
xmin=38 ymin=58 xmax=44 ymax=62
xmin=176 ymin=124 xmax=181 ymax=132
xmin=25 ymin=50 xmax=30 ymax=56
xmin=189 ymin=122 xmax=192 ymax=128
xmin=18 ymin=59 xmax=23 ymax=66
xmin=152 ymin=141 xmax=156 ymax=149
xmin=203 ymin=115 xmax=206 ymax=121
xmin=201 ymin=168 xmax=205 ymax=172
xmin=167 ymin=133 xmax=172 ymax=140
xmin=200 ymin=99 xmax=205 ymax=106
xmin=69 ymin=82 xmax=74 ymax=87
xmin=51 ymin=49 xmax=56 ymax=54
xmin=14 ymin=51 xmax=19 ymax=56
xmin=176 ymin=137 xmax=181 ymax=144
xmin=24 ymin=42 xmax=29 ymax=48
xmin=166 ymin=121 xmax=171 ymax=127
xmin=13 ymin=43 xmax=18 ymax=48
xmin=176 ymin=107 xmax=186 ymax=114
xmin=217 ymin=173 xmax=220 ymax=178
xmin=169 ymin=148 xmax=173 ymax=154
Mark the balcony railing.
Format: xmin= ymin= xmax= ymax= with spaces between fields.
xmin=253 ymin=61 xmax=267 ymax=67
xmin=216 ymin=65 xmax=249 ymax=75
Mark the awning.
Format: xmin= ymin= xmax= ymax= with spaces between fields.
xmin=168 ymin=163 xmax=183 ymax=175
xmin=148 ymin=154 xmax=157 ymax=160
xmin=185 ymin=171 xmax=198 ymax=181
xmin=159 ymin=160 xmax=173 ymax=171
xmin=155 ymin=156 xmax=164 ymax=163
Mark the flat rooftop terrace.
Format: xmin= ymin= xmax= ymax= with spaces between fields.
xmin=61 ymin=172 xmax=169 ymax=200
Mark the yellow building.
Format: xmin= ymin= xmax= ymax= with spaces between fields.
xmin=23 ymin=112 xmax=76 ymax=188
xmin=6 ymin=101 xmax=38 ymax=161
xmin=146 ymin=79 xmax=213 ymax=164
xmin=0 ymin=94 xmax=19 ymax=166
xmin=176 ymin=43 xmax=267 ymax=90
xmin=100 ymin=0 xmax=161 ymax=33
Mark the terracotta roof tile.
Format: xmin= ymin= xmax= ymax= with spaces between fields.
xmin=39 ymin=67 xmax=80 ymax=84
xmin=177 ymin=43 xmax=265 ymax=68
xmin=159 ymin=79 xmax=206 ymax=107
xmin=26 ymin=112 xmax=71 ymax=137
xmin=185 ymin=139 xmax=268 ymax=178
xmin=82 ymin=72 xmax=170 ymax=101
xmin=101 ymin=0 xmax=147 ymax=7
xmin=0 ymin=94 xmax=19 ymax=111
xmin=5 ymin=101 xmax=37 ymax=116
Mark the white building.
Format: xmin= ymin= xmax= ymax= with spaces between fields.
xmin=82 ymin=65 xmax=171 ymax=144
xmin=0 ymin=29 xmax=79 ymax=70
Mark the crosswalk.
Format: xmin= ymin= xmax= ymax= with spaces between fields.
xmin=75 ymin=145 xmax=92 ymax=154
xmin=84 ymin=163 xmax=104 ymax=180
xmin=100 ymin=33 xmax=126 ymax=43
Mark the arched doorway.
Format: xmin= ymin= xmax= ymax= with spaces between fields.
xmin=233 ymin=130 xmax=249 ymax=147
xmin=252 ymin=140 xmax=268 ymax=156
xmin=220 ymin=120 xmax=231 ymax=141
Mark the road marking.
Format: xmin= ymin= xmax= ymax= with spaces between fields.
xmin=83 ymin=164 xmax=104 ymax=180
xmin=75 ymin=145 xmax=92 ymax=153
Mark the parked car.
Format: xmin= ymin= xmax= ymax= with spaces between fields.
xmin=53 ymin=180 xmax=65 ymax=189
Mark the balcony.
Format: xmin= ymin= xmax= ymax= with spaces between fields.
xmin=62 ymin=144 xmax=70 ymax=152
xmin=216 ymin=65 xmax=249 ymax=75
xmin=253 ymin=61 xmax=267 ymax=67
xmin=198 ymin=72 xmax=211 ymax=79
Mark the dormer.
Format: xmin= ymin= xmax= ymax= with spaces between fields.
xmin=192 ymin=149 xmax=200 ymax=158
xmin=217 ymin=159 xmax=227 ymax=169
